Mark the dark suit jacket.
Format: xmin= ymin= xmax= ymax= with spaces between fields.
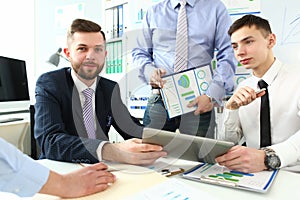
xmin=34 ymin=67 xmax=143 ymax=163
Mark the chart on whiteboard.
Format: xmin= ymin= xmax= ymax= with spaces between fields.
xmin=221 ymin=0 xmax=261 ymax=15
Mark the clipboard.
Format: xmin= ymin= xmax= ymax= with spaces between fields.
xmin=160 ymin=65 xmax=213 ymax=118
xmin=182 ymin=163 xmax=278 ymax=193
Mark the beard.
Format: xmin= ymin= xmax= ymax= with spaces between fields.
xmin=75 ymin=62 xmax=103 ymax=80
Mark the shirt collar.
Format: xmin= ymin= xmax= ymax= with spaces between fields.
xmin=71 ymin=68 xmax=97 ymax=93
xmin=252 ymin=58 xmax=282 ymax=87
xmin=171 ymin=0 xmax=196 ymax=9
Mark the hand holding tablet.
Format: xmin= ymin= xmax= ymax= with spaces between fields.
xmin=142 ymin=128 xmax=234 ymax=163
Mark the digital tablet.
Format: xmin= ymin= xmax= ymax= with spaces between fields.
xmin=142 ymin=128 xmax=234 ymax=163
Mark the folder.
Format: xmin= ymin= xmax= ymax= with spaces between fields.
xmin=117 ymin=41 xmax=123 ymax=73
xmin=105 ymin=8 xmax=113 ymax=40
xmin=106 ymin=42 xmax=113 ymax=74
xmin=112 ymin=41 xmax=116 ymax=74
xmin=123 ymin=3 xmax=129 ymax=32
xmin=118 ymin=5 xmax=123 ymax=37
xmin=113 ymin=7 xmax=118 ymax=38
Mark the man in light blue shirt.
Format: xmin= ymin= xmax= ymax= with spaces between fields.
xmin=132 ymin=0 xmax=237 ymax=138
xmin=0 ymin=138 xmax=115 ymax=197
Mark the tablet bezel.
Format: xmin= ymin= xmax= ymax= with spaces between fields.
xmin=142 ymin=128 xmax=234 ymax=163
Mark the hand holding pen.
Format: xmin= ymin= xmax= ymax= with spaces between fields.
xmin=149 ymin=68 xmax=167 ymax=88
xmin=225 ymin=86 xmax=266 ymax=110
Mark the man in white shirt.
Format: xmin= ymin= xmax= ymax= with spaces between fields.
xmin=216 ymin=14 xmax=300 ymax=173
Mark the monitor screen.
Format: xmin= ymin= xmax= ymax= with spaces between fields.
xmin=0 ymin=56 xmax=30 ymax=102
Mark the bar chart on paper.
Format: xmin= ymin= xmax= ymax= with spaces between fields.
xmin=183 ymin=163 xmax=278 ymax=193
xmin=160 ymin=65 xmax=212 ymax=118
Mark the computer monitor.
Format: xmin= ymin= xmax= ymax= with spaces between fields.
xmin=0 ymin=56 xmax=30 ymax=113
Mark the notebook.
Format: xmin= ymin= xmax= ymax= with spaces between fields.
xmin=182 ymin=163 xmax=278 ymax=193
xmin=142 ymin=128 xmax=234 ymax=163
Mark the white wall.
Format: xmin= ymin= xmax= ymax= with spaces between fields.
xmin=0 ymin=0 xmax=35 ymax=104
xmin=0 ymin=0 xmax=105 ymax=106
xmin=34 ymin=0 xmax=104 ymax=80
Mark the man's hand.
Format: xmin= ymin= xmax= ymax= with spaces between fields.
xmin=187 ymin=94 xmax=213 ymax=115
xmin=226 ymin=86 xmax=265 ymax=110
xmin=149 ymin=68 xmax=167 ymax=88
xmin=40 ymin=162 xmax=116 ymax=198
xmin=215 ymin=146 xmax=267 ymax=173
xmin=102 ymin=138 xmax=167 ymax=165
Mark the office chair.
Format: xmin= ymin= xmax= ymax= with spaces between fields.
xmin=30 ymin=105 xmax=40 ymax=159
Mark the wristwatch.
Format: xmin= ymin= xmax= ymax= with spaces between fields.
xmin=260 ymin=147 xmax=281 ymax=170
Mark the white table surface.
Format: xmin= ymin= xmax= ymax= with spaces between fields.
xmin=35 ymin=158 xmax=300 ymax=200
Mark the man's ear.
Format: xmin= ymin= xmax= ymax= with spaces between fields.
xmin=63 ymin=48 xmax=70 ymax=59
xmin=268 ymin=33 xmax=276 ymax=48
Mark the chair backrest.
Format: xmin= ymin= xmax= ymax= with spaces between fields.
xmin=30 ymin=104 xmax=40 ymax=159
xmin=0 ymin=121 xmax=29 ymax=152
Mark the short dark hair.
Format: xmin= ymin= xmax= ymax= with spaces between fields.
xmin=67 ymin=18 xmax=106 ymax=44
xmin=228 ymin=14 xmax=272 ymax=37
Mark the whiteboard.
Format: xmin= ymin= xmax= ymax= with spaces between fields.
xmin=222 ymin=0 xmax=300 ymax=66
xmin=259 ymin=0 xmax=300 ymax=66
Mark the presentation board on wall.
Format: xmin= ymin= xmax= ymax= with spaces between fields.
xmin=262 ymin=0 xmax=300 ymax=66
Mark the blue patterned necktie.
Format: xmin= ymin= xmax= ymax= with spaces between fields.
xmin=174 ymin=0 xmax=188 ymax=72
xmin=258 ymin=79 xmax=271 ymax=147
xmin=82 ymin=88 xmax=96 ymax=139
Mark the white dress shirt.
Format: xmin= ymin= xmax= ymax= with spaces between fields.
xmin=221 ymin=59 xmax=300 ymax=172
xmin=71 ymin=69 xmax=108 ymax=161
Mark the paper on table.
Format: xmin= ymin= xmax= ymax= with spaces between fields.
xmin=34 ymin=160 xmax=168 ymax=200
xmin=125 ymin=178 xmax=217 ymax=200
xmin=183 ymin=163 xmax=278 ymax=192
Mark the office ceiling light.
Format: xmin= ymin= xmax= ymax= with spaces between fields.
xmin=47 ymin=48 xmax=68 ymax=67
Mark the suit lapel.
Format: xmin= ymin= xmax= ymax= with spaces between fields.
xmin=95 ymin=77 xmax=109 ymax=140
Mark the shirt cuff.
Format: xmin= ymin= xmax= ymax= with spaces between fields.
xmin=271 ymin=141 xmax=299 ymax=168
xmin=205 ymin=82 xmax=226 ymax=106
xmin=96 ymin=141 xmax=110 ymax=161
xmin=140 ymin=63 xmax=156 ymax=84
xmin=3 ymin=158 xmax=50 ymax=197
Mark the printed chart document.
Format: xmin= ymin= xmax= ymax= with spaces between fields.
xmin=182 ymin=163 xmax=278 ymax=193
xmin=160 ymin=65 xmax=212 ymax=118
xmin=125 ymin=178 xmax=217 ymax=200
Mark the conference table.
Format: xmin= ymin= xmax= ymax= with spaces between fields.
xmin=33 ymin=158 xmax=300 ymax=200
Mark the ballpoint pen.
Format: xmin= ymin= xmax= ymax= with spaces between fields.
xmin=79 ymin=163 xmax=120 ymax=172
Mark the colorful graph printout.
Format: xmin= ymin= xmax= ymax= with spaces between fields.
xmin=183 ymin=163 xmax=278 ymax=193
xmin=160 ymin=65 xmax=212 ymax=118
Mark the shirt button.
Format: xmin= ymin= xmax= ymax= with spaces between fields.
xmin=14 ymin=188 xmax=20 ymax=193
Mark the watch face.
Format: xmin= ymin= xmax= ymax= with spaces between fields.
xmin=268 ymin=155 xmax=280 ymax=169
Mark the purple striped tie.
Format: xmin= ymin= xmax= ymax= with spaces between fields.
xmin=174 ymin=0 xmax=188 ymax=72
xmin=82 ymin=88 xmax=96 ymax=139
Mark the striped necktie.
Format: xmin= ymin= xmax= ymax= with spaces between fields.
xmin=174 ymin=0 xmax=188 ymax=72
xmin=258 ymin=79 xmax=271 ymax=147
xmin=82 ymin=88 xmax=96 ymax=139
